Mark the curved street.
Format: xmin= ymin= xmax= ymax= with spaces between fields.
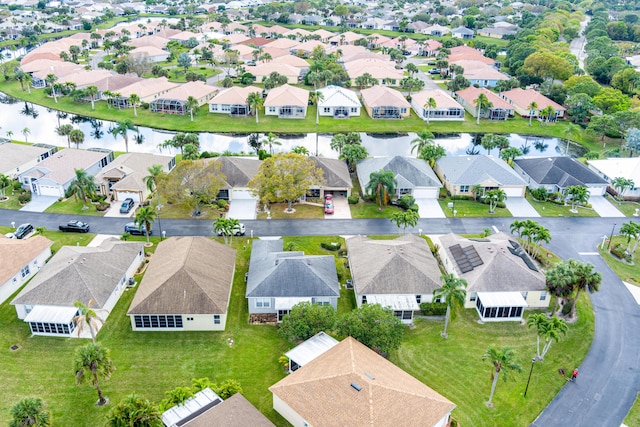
xmin=1 ymin=210 xmax=638 ymax=426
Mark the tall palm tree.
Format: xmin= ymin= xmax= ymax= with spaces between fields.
xmin=185 ymin=96 xmax=199 ymax=122
xmin=390 ymin=210 xmax=419 ymax=234
xmin=74 ymin=342 xmax=115 ymax=406
xmin=264 ymin=132 xmax=281 ymax=155
xmin=310 ymin=91 xmax=324 ymax=125
xmin=545 ymin=260 xmax=576 ymax=316
xmin=213 ymin=217 xmax=231 ymax=245
xmin=69 ymin=129 xmax=85 ymax=149
xmin=56 ymin=124 xmax=74 ymax=148
xmin=0 ymin=174 xmax=11 ymax=200
xmin=473 ymin=93 xmax=492 ymax=125
xmin=564 ymin=123 xmax=580 ymax=155
xmin=67 ymin=168 xmax=95 ymax=209
xmin=45 ymin=74 xmax=58 ymax=103
xmin=106 ymin=393 xmax=161 ymax=427
xmin=410 ymin=129 xmax=434 ymax=154
xmin=433 ymin=273 xmax=467 ymax=338
xmin=9 ymin=397 xmax=51 ymax=427
xmin=569 ymin=259 xmax=602 ymax=317
xmin=424 ymin=97 xmax=437 ymax=125
xmin=86 ymin=85 xmax=98 ymax=110
xmin=73 ymin=300 xmax=105 ymax=344
xmin=527 ymin=101 xmax=538 ymax=126
xmin=482 ymin=346 xmax=522 ymax=407
xmin=111 ymin=119 xmax=138 ymax=153
xmin=6 ymin=130 xmax=14 ymax=140
xmin=365 ymin=169 xmax=397 ymax=210
xmin=247 ymin=91 xmax=263 ymax=124
xmin=129 ymin=93 xmax=140 ymax=117
xmin=612 ymin=177 xmax=634 ymax=201
xmin=14 ymin=69 xmax=26 ymax=91
xmin=620 ymin=221 xmax=640 ymax=255
xmin=485 ymin=188 xmax=506 ymax=213
xmin=330 ymin=133 xmax=347 ymax=155
xmin=22 ymin=127 xmax=30 ymax=143
xmin=564 ymin=185 xmax=589 ymax=212
xmin=135 ymin=206 xmax=157 ymax=244
xmin=144 ymin=164 xmax=164 ymax=197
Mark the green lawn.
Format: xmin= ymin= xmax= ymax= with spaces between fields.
xmin=603 ymin=194 xmax=640 ymax=217
xmin=392 ymin=297 xmax=594 ymax=427
xmin=598 ymin=235 xmax=640 ymax=286
xmin=0 ymin=193 xmax=25 ymax=210
xmin=625 ymin=393 xmax=640 ymax=427
xmin=525 ymin=193 xmax=600 ymax=217
xmin=437 ymin=197 xmax=512 ymax=218
xmin=349 ymin=201 xmax=404 ymax=218
xmin=44 ymin=198 xmax=106 ymax=217
xmin=256 ymin=203 xmax=324 ymax=219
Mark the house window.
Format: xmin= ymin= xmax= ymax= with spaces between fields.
xmin=256 ymin=298 xmax=271 ymax=308
xmin=213 ymin=315 xmax=221 ymax=324
xmin=403 ymin=311 xmax=413 ymax=320
xmin=20 ymin=265 xmax=30 ymax=278
xmin=323 ymin=107 xmax=330 ymax=113
xmin=540 ymin=291 xmax=547 ymax=301
xmin=361 ymin=295 xmax=367 ymax=304
xmin=268 ymin=106 xmax=276 ymax=113
xmin=460 ymin=185 xmax=470 ymax=193
xmin=401 ymin=108 xmax=407 ymax=113
xmin=221 ymin=104 xmax=231 ymax=111
xmin=470 ymin=292 xmax=477 ymax=302
xmin=522 ymin=292 xmax=528 ymax=300
xmin=278 ymin=310 xmax=290 ymax=322
xmin=416 ymin=295 xmax=421 ymax=304
xmin=134 ymin=315 xmax=183 ymax=328
xmin=350 ymin=107 xmax=358 ymax=113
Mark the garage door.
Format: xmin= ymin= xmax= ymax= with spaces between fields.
xmin=38 ymin=185 xmax=62 ymax=197
xmin=232 ymin=190 xmax=255 ymax=200
xmin=413 ymin=188 xmax=439 ymax=199
xmin=589 ymin=186 xmax=606 ymax=196
xmin=503 ymin=187 xmax=525 ymax=197
xmin=117 ymin=191 xmax=141 ymax=202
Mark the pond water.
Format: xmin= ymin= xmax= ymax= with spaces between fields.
xmin=0 ymin=95 xmax=584 ymax=158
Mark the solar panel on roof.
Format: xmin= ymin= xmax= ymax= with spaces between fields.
xmin=463 ymin=246 xmax=484 ymax=267
xmin=507 ymin=246 xmax=539 ymax=272
xmin=449 ymin=244 xmax=474 ymax=273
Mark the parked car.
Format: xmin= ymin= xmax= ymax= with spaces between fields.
xmin=124 ymin=222 xmax=150 ymax=236
xmin=216 ymin=223 xmax=246 ymax=236
xmin=59 ymin=220 xmax=90 ymax=233
xmin=325 ymin=200 xmax=334 ymax=215
xmin=324 ymin=194 xmax=333 ymax=201
xmin=15 ymin=223 xmax=34 ymax=239
xmin=427 ymin=60 xmax=437 ymax=66
xmin=428 ymin=68 xmax=442 ymax=74
xmin=119 ymin=198 xmax=135 ymax=214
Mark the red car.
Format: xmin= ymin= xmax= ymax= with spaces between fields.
xmin=324 ymin=200 xmax=334 ymax=214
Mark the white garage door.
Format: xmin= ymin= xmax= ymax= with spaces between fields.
xmin=413 ymin=188 xmax=439 ymax=199
xmin=232 ymin=190 xmax=255 ymax=200
xmin=38 ymin=185 xmax=62 ymax=197
xmin=503 ymin=187 xmax=524 ymax=197
xmin=588 ymin=186 xmax=606 ymax=196
xmin=117 ymin=191 xmax=141 ymax=202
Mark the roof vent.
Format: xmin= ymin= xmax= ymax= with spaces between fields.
xmin=364 ymin=372 xmax=375 ymax=380
xmin=351 ymin=382 xmax=362 ymax=392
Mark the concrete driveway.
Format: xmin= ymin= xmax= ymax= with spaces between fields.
xmin=228 ymin=198 xmax=257 ymax=220
xmin=505 ymin=197 xmax=540 ymax=218
xmin=589 ymin=196 xmax=625 ymax=217
xmin=416 ymin=198 xmax=446 ymax=218
xmin=104 ymin=202 xmax=136 ymax=218
xmin=19 ymin=196 xmax=58 ymax=212
xmin=325 ymin=196 xmax=351 ymax=219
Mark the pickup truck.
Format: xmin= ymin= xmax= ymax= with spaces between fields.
xmin=59 ymin=220 xmax=90 ymax=233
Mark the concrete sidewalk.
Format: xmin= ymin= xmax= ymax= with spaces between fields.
xmin=19 ymin=196 xmax=58 ymax=212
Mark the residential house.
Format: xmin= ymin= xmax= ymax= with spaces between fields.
xmin=513 ymin=157 xmax=609 ymax=196
xmin=91 ymin=74 xmax=144 ymax=100
xmin=361 ymin=18 xmax=387 ymax=30
xmin=448 ymin=45 xmax=495 ymax=66
xmin=19 ymin=148 xmax=113 ymax=197
xmin=112 ymin=77 xmax=180 ymax=108
xmin=435 ymin=155 xmax=527 ymax=197
xmin=291 ymin=40 xmax=328 ymax=57
xmin=317 ymin=85 xmax=361 ymax=119
xmin=0 ymin=235 xmax=53 ymax=305
xmin=408 ymin=21 xmax=431 ymax=34
xmin=265 ymin=37 xmax=301 ymax=50
xmin=344 ymin=58 xmax=404 ymax=87
xmin=451 ymin=60 xmax=508 ymax=88
xmin=307 ymin=156 xmax=353 ymax=198
xmin=246 ymin=239 xmax=339 ymax=322
xmin=270 ymin=337 xmax=456 ymax=427
xmin=0 ymin=142 xmax=57 ymax=178
xmin=455 ymin=87 xmax=514 ymax=120
xmin=264 ymin=84 xmax=309 ymax=119
xmin=357 ymin=156 xmax=442 ymax=199
xmin=285 ymin=331 xmax=338 ymax=373
xmin=346 ymin=235 xmax=442 ymax=324
xmin=477 ymin=23 xmax=518 ymax=39
xmin=419 ymin=39 xmax=442 ymax=57
xmin=588 ymin=157 xmax=640 ymax=199
xmin=209 ymin=156 xmax=261 ymax=220
xmin=94 ymin=152 xmax=176 ymax=202
xmin=452 ymin=26 xmax=475 ymax=39
xmin=422 ymin=24 xmax=451 ymax=36
xmin=312 ymin=29 xmax=334 ymax=43
xmin=129 ymin=45 xmax=169 ymax=63
xmin=433 ymin=233 xmax=548 ymax=322
xmin=169 ymin=30 xmax=203 ymax=45
xmin=149 ymin=81 xmax=218 ymax=115
xmin=59 ymin=69 xmax=114 ymax=90
xmin=328 ymin=31 xmax=362 ymax=46
xmin=250 ymin=62 xmax=302 ymax=85
xmin=411 ymin=89 xmax=465 ymax=121
xmin=501 ymin=88 xmax=566 ymax=119
xmin=208 ymin=85 xmax=262 ymax=116
xmin=11 ymin=239 xmax=144 ymax=338
xmin=127 ymin=35 xmax=170 ymax=50
xmin=360 ymin=85 xmax=411 ymax=119
xmin=127 ymin=237 xmax=235 ymax=331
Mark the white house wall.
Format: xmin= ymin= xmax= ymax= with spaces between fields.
xmin=0 ymin=247 xmax=51 ymax=305
xmin=130 ymin=313 xmax=227 ymax=331
xmin=273 ymin=394 xmax=311 ymax=427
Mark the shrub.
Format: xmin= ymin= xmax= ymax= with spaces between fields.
xmin=397 ymin=194 xmax=416 ymax=210
xmin=420 ymin=302 xmax=448 ymax=316
xmin=18 ymin=192 xmax=31 ymax=204
xmin=530 ymin=187 xmax=548 ymax=201
xmin=610 ymin=243 xmax=632 ymax=262
xmin=561 ymin=298 xmax=574 ymax=316
xmin=96 ymin=202 xmax=110 ymax=211
xmin=407 ymin=204 xmax=419 ymax=212
xmin=12 ymin=181 xmax=22 ymax=190
xmin=217 ymin=199 xmax=228 ymax=209
xmin=320 ymin=242 xmax=341 ymax=251
xmin=348 ymin=192 xmax=360 ymax=204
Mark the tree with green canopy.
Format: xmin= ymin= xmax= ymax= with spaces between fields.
xmin=433 ymin=273 xmax=467 ymax=338
xmin=365 ymin=169 xmax=397 ymax=210
xmin=73 ymin=342 xmax=115 ymax=406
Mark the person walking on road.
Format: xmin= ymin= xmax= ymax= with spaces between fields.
xmin=572 ymin=368 xmax=579 ymax=381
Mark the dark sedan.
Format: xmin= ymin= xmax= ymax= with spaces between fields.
xmin=59 ymin=220 xmax=90 ymax=233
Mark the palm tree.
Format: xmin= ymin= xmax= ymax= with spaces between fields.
xmin=473 ymin=93 xmax=492 ymax=125
xmin=0 ymin=174 xmax=11 ymax=200
xmin=86 ymin=85 xmax=98 ymax=110
xmin=366 ymin=169 xmax=397 ymax=210
xmin=563 ymin=123 xmax=580 ymax=155
xmin=612 ymin=177 xmax=634 ymax=201
xmin=310 ymin=91 xmax=324 ymax=125
xmin=541 ymin=105 xmax=555 ymax=125
xmin=418 ymin=144 xmax=446 ymax=168
xmin=410 ymin=129 xmax=434 ymax=154
xmin=264 ymin=132 xmax=281 ymax=155
xmin=14 ymin=69 xmax=26 ymax=91
xmin=485 ymin=188 xmax=506 ymax=213
xmin=330 ymin=133 xmax=347 ymax=155
xmin=56 ymin=124 xmax=74 ymax=148
xmin=67 ymin=168 xmax=95 ymax=209
xmin=6 ymin=130 xmax=13 ymax=140
xmin=390 ymin=210 xmax=419 ymax=234
xmin=424 ymin=97 xmax=437 ymax=125
xmin=144 ymin=164 xmax=164 ymax=197
xmin=433 ymin=273 xmax=467 ymax=338
xmin=9 ymin=397 xmax=51 ymax=427
xmin=135 ymin=206 xmax=157 ymax=244
xmin=69 ymin=129 xmax=85 ymax=149
xmin=74 ymin=342 xmax=115 ymax=406
xmin=292 ymin=145 xmax=309 ymax=155
xmin=73 ymin=300 xmax=105 ymax=344
xmin=545 ymin=260 xmax=576 ymax=316
xmin=620 ymin=221 xmax=640 ymax=255
xmin=564 ymin=185 xmax=589 ymax=213
xmin=527 ymin=101 xmax=538 ymax=126
xmin=570 ymin=259 xmax=602 ymax=318
xmin=129 ymin=93 xmax=140 ymax=117
xmin=185 ymin=96 xmax=199 ymax=122
xmin=213 ymin=217 xmax=230 ymax=245
xmin=482 ymin=346 xmax=522 ymax=407
xmin=106 ymin=394 xmax=161 ymax=427
xmin=22 ymin=127 xmax=30 ymax=143
xmin=111 ymin=119 xmax=138 ymax=153
xmin=247 ymin=91 xmax=263 ymax=124
xmin=45 ymin=74 xmax=58 ymax=103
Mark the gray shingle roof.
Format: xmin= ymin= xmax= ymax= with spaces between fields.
xmin=246 ymin=240 xmax=339 ymax=298
xmin=12 ymin=239 xmax=143 ymax=308
xmin=436 ymin=155 xmax=526 ymax=186
xmin=310 ymin=157 xmax=352 ymax=189
xmin=211 ymin=157 xmax=261 ymax=188
xmin=514 ymin=157 xmax=608 ymax=187
xmin=346 ymin=235 xmax=442 ymax=294
xmin=127 ymin=237 xmax=236 ymax=315
xmin=357 ymin=156 xmax=442 ymax=191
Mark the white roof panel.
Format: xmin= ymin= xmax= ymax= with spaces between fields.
xmin=24 ymin=305 xmax=77 ymax=324
xmin=275 ymin=297 xmax=312 ymax=310
xmin=286 ymin=331 xmax=339 ymax=367
xmin=367 ymin=294 xmax=420 ymax=311
xmin=476 ymin=292 xmax=527 ymax=307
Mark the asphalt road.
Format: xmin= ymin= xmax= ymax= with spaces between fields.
xmin=2 ymin=210 xmax=639 ymax=426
